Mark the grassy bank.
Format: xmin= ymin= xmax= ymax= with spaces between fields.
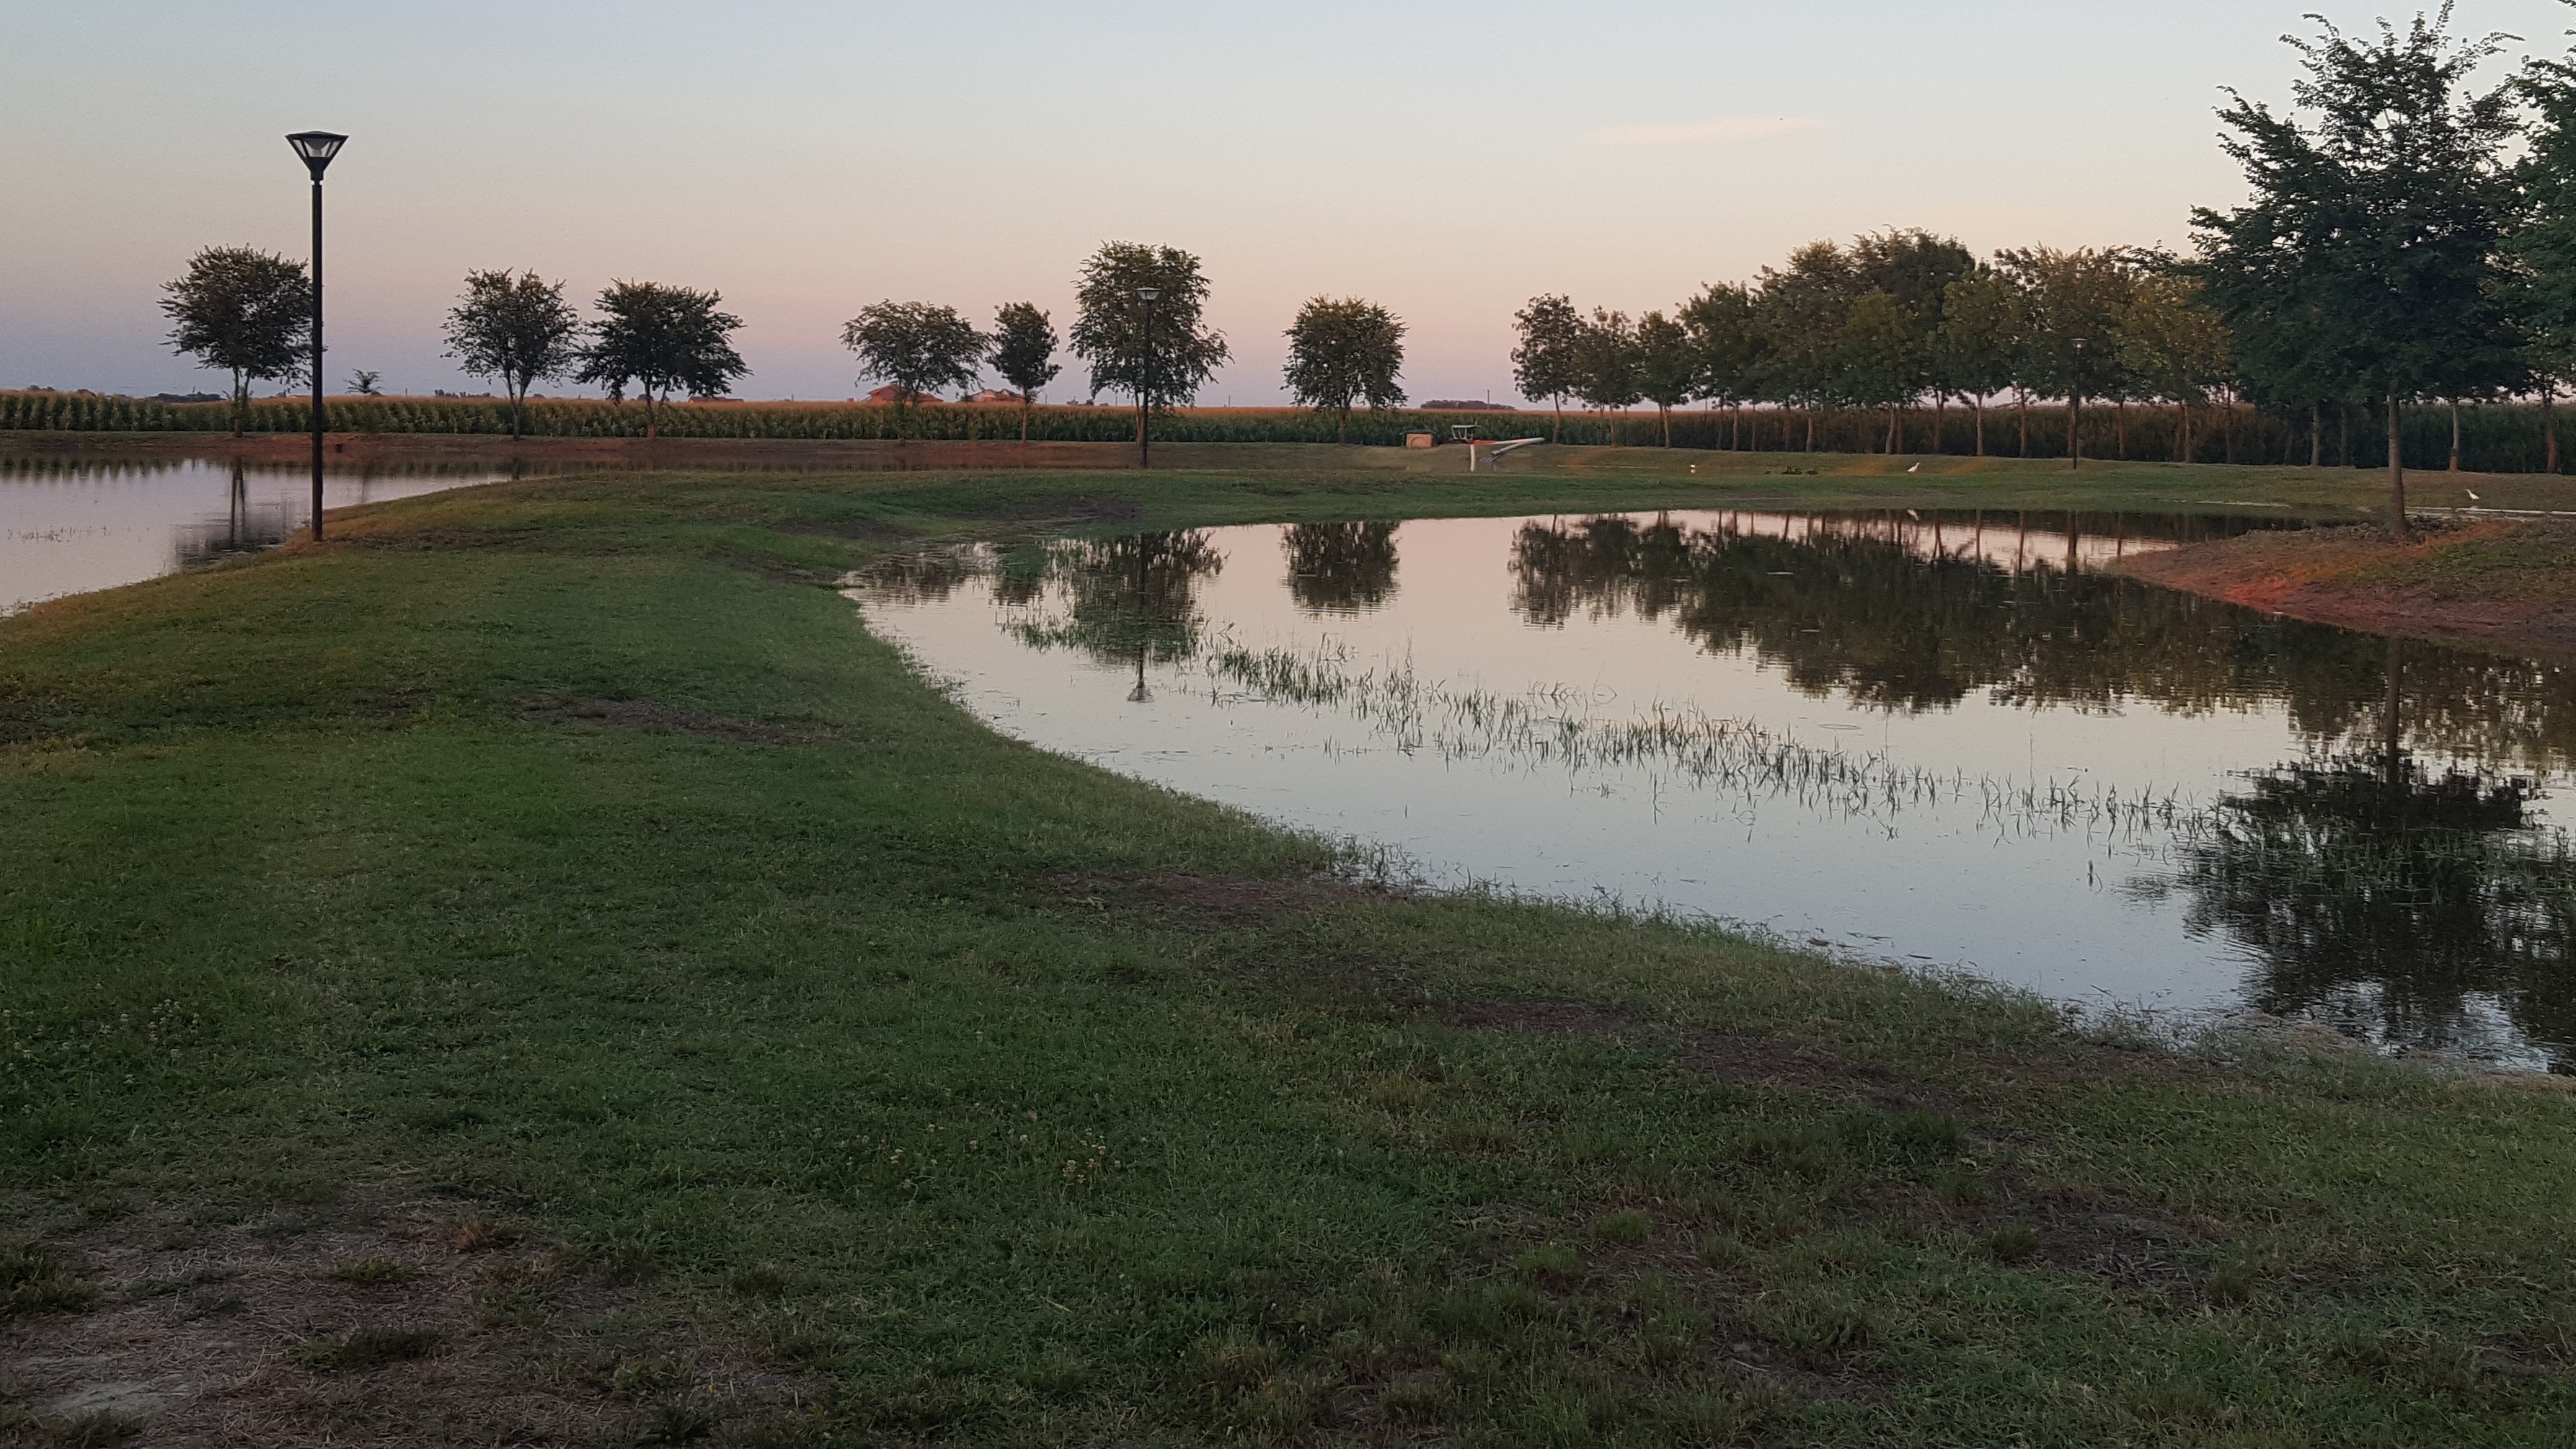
xmin=2117 ymin=517 xmax=2576 ymax=658
xmin=6 ymin=461 xmax=2576 ymax=1446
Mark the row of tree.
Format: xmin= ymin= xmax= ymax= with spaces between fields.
xmin=166 ymin=5 xmax=2576 ymax=505
xmin=1508 ymin=235 xmax=2229 ymax=456
xmin=1497 ymin=5 xmax=2576 ymax=521
xmin=162 ymin=251 xmax=752 ymax=440
xmin=164 ymin=239 xmax=1415 ymax=445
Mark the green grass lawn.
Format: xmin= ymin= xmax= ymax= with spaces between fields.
xmin=6 ymin=458 xmax=2576 ymax=1446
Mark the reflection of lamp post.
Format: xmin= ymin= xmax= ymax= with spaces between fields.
xmin=1126 ymin=537 xmax=1153 ymax=700
xmin=2068 ymin=336 xmax=2088 ymax=471
xmin=1136 ymin=285 xmax=1161 ymax=469
xmin=286 ymin=130 xmax=347 ymax=539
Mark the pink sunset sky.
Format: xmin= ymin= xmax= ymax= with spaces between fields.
xmin=5 ymin=1 xmax=2568 ymax=406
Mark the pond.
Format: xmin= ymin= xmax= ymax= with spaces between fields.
xmin=0 ymin=454 xmax=525 ymax=615
xmin=855 ymin=510 xmax=2576 ymax=1071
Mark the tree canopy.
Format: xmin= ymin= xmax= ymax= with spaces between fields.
xmin=575 ymin=282 xmax=748 ymax=440
xmin=988 ymin=303 xmax=1062 ymax=438
xmin=1282 ymin=296 xmax=1407 ymax=443
xmin=161 ymin=247 xmax=309 ymax=436
xmin=442 ymin=270 xmax=583 ymax=438
xmin=1511 ymin=295 xmax=1583 ymax=440
xmin=1069 ymin=242 xmax=1229 ymax=440
xmin=844 ymin=301 xmax=986 ymax=412
xmin=2192 ymin=5 xmax=2522 ymax=531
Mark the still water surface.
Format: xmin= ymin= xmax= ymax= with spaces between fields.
xmin=0 ymin=456 xmax=518 ymax=614
xmin=857 ymin=511 xmax=2576 ymax=1070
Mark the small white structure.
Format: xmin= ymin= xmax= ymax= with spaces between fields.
xmin=1467 ymin=438 xmax=1545 ymax=471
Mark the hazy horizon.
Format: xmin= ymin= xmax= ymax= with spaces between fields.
xmin=9 ymin=1 xmax=2571 ymax=407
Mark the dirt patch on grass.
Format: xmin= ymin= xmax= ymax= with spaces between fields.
xmin=778 ymin=515 xmax=914 ymax=544
xmin=0 ymin=1189 xmax=813 ymax=1448
xmin=1444 ymin=997 xmax=1959 ymax=1112
xmin=0 ymin=717 xmax=65 ymax=750
xmin=2115 ymin=519 xmax=2576 ymax=655
xmin=519 ymin=696 xmax=805 ymax=747
xmin=938 ymin=493 xmax=1143 ymax=526
xmin=1048 ymin=869 xmax=1380 ymax=926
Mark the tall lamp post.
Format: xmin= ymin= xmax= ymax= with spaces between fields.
xmin=1136 ymin=285 xmax=1160 ymax=469
xmin=2068 ymin=336 xmax=2088 ymax=471
xmin=286 ymin=131 xmax=347 ymax=539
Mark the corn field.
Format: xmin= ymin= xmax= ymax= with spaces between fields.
xmin=6 ymin=389 xmax=2572 ymax=471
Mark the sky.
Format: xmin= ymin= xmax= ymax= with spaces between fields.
xmin=6 ymin=1 xmax=2574 ymax=407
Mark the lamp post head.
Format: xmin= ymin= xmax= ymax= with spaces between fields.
xmin=1137 ymin=285 xmax=1161 ymax=302
xmin=2071 ymin=336 xmax=2088 ymax=353
xmin=286 ymin=131 xmax=348 ymax=180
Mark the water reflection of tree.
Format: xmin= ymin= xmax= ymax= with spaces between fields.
xmin=1282 ymin=522 xmax=1400 ymax=614
xmin=1006 ymin=531 xmax=1226 ymax=687
xmin=857 ymin=546 xmax=986 ymax=604
xmin=2151 ymin=753 xmax=2576 ymax=1063
xmin=1505 ymin=513 xmax=2576 ymax=764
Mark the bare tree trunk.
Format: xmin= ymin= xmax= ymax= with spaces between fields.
xmin=2547 ymin=384 xmax=2560 ymax=473
xmin=1661 ymin=404 xmax=1672 ymax=447
xmin=2388 ymin=392 xmax=2414 ymax=541
xmin=2178 ymin=399 xmax=2190 ymax=462
xmin=1972 ymin=396 xmax=1985 ymax=456
xmin=2115 ymin=398 xmax=2126 ymax=458
xmin=2017 ymin=391 xmax=2030 ymax=456
xmin=1553 ymin=396 xmax=1563 ymax=443
xmin=1933 ymin=394 xmax=1947 ymax=454
xmin=2309 ymin=400 xmax=2322 ymax=467
xmin=1885 ymin=405 xmax=1898 ymax=453
xmin=645 ymin=391 xmax=658 ymax=443
xmin=1805 ymin=408 xmax=1815 ymax=452
xmin=2340 ymin=404 xmax=2351 ymax=467
xmin=2448 ymin=399 xmax=2462 ymax=472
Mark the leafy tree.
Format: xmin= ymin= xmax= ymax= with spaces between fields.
xmin=161 ymin=246 xmax=309 ymax=436
xmin=1282 ymin=296 xmax=1407 ymax=443
xmin=1679 ymin=283 xmax=1766 ymax=448
xmin=1841 ymin=292 xmax=1922 ymax=452
xmin=1753 ymin=241 xmax=1860 ymax=450
xmin=348 ymin=370 xmax=382 ymax=396
xmin=1511 ymin=294 xmax=1583 ymax=441
xmin=1570 ymin=309 xmax=1643 ymax=443
xmin=2192 ymin=6 xmax=2521 ymax=536
xmin=2117 ymin=270 xmax=2234 ymax=464
xmin=1935 ymin=270 xmax=2024 ymax=456
xmin=442 ymin=270 xmax=583 ymax=438
xmin=1848 ymin=230 xmax=1976 ymax=448
xmin=575 ymin=281 xmax=748 ymax=441
xmin=2515 ymin=43 xmax=2576 ymax=471
xmin=1632 ymin=309 xmax=1698 ymax=446
xmin=844 ymin=301 xmax=986 ymax=427
xmin=1996 ymin=247 xmax=2138 ymax=465
xmin=988 ymin=303 xmax=1061 ymax=442
xmin=1069 ymin=241 xmax=1229 ymax=446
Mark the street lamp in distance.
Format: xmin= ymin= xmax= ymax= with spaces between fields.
xmin=286 ymin=130 xmax=346 ymax=539
xmin=1136 ymin=285 xmax=1161 ymax=469
xmin=2068 ymin=336 xmax=2089 ymax=471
